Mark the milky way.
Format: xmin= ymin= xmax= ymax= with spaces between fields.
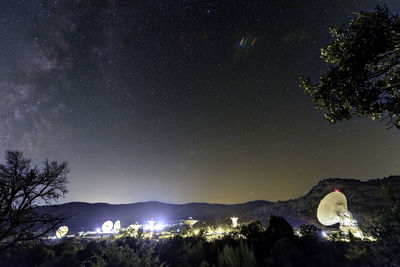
xmin=1 ymin=0 xmax=399 ymax=204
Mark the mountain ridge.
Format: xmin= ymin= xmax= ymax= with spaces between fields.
xmin=37 ymin=176 xmax=400 ymax=233
xmin=252 ymin=175 xmax=400 ymax=229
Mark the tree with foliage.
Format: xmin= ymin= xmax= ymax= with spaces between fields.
xmin=265 ymin=215 xmax=294 ymax=242
xmin=218 ymin=242 xmax=257 ymax=267
xmin=0 ymin=150 xmax=69 ymax=251
xmin=301 ymin=6 xmax=400 ymax=128
xmin=239 ymin=220 xmax=265 ymax=243
xmin=379 ymin=184 xmax=400 ymax=239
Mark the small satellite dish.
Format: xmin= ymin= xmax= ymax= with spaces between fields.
xmin=183 ymin=217 xmax=198 ymax=227
xmin=56 ymin=226 xmax=68 ymax=238
xmin=102 ymin=220 xmax=114 ymax=232
xmin=129 ymin=222 xmax=142 ymax=231
xmin=317 ymin=191 xmax=348 ymax=226
xmin=114 ymin=220 xmax=121 ymax=232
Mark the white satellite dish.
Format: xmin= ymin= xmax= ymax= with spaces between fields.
xmin=317 ymin=191 xmax=348 ymax=226
xmin=114 ymin=220 xmax=121 ymax=232
xmin=183 ymin=217 xmax=198 ymax=227
xmin=129 ymin=222 xmax=142 ymax=231
xmin=317 ymin=191 xmax=365 ymax=239
xmin=102 ymin=220 xmax=114 ymax=232
xmin=56 ymin=226 xmax=68 ymax=238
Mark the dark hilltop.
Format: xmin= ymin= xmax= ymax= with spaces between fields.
xmin=38 ymin=176 xmax=400 ymax=233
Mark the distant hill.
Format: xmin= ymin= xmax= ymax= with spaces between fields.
xmin=36 ymin=200 xmax=272 ymax=233
xmin=37 ymin=176 xmax=400 ymax=233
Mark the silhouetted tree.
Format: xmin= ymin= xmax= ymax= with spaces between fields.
xmin=239 ymin=221 xmax=265 ymax=243
xmin=300 ymin=6 xmax=400 ymax=128
xmin=157 ymin=236 xmax=189 ymax=266
xmin=218 ymin=242 xmax=256 ymax=267
xmin=373 ymin=184 xmax=400 ymax=246
xmin=265 ymin=215 xmax=294 ymax=243
xmin=0 ymin=150 xmax=69 ymax=251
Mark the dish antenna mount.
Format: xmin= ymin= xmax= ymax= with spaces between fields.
xmin=317 ymin=191 xmax=364 ymax=238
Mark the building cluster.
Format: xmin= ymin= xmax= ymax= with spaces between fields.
xmin=51 ymin=216 xmax=240 ymax=242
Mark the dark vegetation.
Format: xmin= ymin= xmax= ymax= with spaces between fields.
xmin=0 ymin=151 xmax=69 ymax=252
xmin=301 ymin=6 xmax=400 ymax=129
xmin=2 ymin=206 xmax=400 ymax=267
xmin=3 ymin=179 xmax=399 ymax=266
xmin=0 ymin=217 xmax=352 ymax=267
xmin=1 ymin=150 xmax=398 ymax=266
xmin=2 ymin=182 xmax=400 ymax=266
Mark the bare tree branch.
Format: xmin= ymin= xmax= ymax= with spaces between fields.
xmin=0 ymin=151 xmax=70 ymax=253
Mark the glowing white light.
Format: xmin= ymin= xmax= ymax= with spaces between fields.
xmin=231 ymin=216 xmax=238 ymax=228
xmin=96 ymin=228 xmax=101 ymax=233
xmin=155 ymin=223 xmax=164 ymax=231
xmin=148 ymin=219 xmax=156 ymax=230
xmin=144 ymin=219 xmax=157 ymax=231
xmin=321 ymin=231 xmax=328 ymax=238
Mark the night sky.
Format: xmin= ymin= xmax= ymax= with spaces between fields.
xmin=1 ymin=0 xmax=399 ymax=204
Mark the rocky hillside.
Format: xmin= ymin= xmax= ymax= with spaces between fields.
xmin=38 ymin=176 xmax=400 ymax=233
xmin=251 ymin=175 xmax=400 ymax=231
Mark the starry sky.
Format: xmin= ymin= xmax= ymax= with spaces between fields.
xmin=1 ymin=0 xmax=400 ymax=204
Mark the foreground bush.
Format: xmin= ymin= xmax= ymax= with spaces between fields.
xmin=0 ymin=215 xmax=393 ymax=266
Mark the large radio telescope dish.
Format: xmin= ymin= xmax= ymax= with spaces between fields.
xmin=56 ymin=226 xmax=68 ymax=238
xmin=317 ymin=191 xmax=348 ymax=226
xmin=102 ymin=220 xmax=114 ymax=232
